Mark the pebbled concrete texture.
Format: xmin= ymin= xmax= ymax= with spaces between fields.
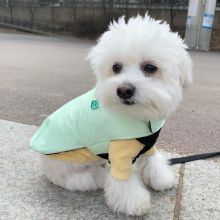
xmin=180 ymin=160 xmax=220 ymax=220
xmin=0 ymin=119 xmax=180 ymax=220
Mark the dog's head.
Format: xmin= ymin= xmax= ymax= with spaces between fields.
xmin=88 ymin=14 xmax=192 ymax=120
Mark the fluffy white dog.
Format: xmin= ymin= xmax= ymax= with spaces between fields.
xmin=34 ymin=14 xmax=192 ymax=216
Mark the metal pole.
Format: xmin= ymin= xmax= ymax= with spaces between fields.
xmin=185 ymin=0 xmax=204 ymax=49
xmin=196 ymin=0 xmax=206 ymax=49
xmin=199 ymin=0 xmax=217 ymax=51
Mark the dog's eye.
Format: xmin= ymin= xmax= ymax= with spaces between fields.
xmin=142 ymin=64 xmax=158 ymax=74
xmin=113 ymin=63 xmax=122 ymax=74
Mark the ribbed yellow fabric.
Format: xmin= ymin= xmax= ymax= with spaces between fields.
xmin=48 ymin=148 xmax=101 ymax=163
xmin=48 ymin=140 xmax=158 ymax=180
xmin=144 ymin=146 xmax=158 ymax=157
xmin=109 ymin=139 xmax=145 ymax=180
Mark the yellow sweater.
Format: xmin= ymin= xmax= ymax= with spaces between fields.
xmin=48 ymin=139 xmax=157 ymax=180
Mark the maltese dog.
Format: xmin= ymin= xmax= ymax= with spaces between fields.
xmin=31 ymin=14 xmax=192 ymax=216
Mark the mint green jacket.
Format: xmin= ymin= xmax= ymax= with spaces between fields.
xmin=30 ymin=89 xmax=165 ymax=155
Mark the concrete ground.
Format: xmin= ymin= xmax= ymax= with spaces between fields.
xmin=0 ymin=29 xmax=220 ymax=219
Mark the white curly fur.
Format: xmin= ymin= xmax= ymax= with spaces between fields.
xmin=88 ymin=14 xmax=192 ymax=120
xmin=42 ymin=14 xmax=192 ymax=216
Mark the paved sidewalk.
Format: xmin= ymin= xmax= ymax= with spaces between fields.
xmin=0 ymin=119 xmax=219 ymax=220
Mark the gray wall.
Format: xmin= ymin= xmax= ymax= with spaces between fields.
xmin=0 ymin=6 xmax=219 ymax=49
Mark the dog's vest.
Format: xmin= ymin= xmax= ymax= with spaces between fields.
xmin=31 ymin=89 xmax=165 ymax=179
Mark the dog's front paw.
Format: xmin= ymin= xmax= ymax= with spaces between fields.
xmin=104 ymin=172 xmax=151 ymax=216
xmin=105 ymin=188 xmax=151 ymax=216
xmin=142 ymin=152 xmax=175 ymax=191
xmin=143 ymin=164 xmax=175 ymax=191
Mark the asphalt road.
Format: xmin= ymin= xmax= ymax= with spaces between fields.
xmin=0 ymin=30 xmax=219 ymax=155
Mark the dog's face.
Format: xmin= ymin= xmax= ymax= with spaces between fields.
xmin=88 ymin=15 xmax=192 ymax=120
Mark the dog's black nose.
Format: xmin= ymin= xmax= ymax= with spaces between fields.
xmin=117 ymin=84 xmax=135 ymax=100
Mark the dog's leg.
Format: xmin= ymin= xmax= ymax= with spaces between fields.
xmin=105 ymin=139 xmax=151 ymax=215
xmin=136 ymin=151 xmax=175 ymax=191
xmin=104 ymin=171 xmax=151 ymax=216
xmin=41 ymin=155 xmax=107 ymax=191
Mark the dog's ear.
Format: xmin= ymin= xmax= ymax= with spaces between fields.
xmin=178 ymin=50 xmax=193 ymax=88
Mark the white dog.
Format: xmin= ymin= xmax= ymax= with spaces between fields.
xmin=31 ymin=14 xmax=192 ymax=216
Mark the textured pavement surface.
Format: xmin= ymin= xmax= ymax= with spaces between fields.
xmin=180 ymin=160 xmax=220 ymax=220
xmin=0 ymin=29 xmax=220 ymax=220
